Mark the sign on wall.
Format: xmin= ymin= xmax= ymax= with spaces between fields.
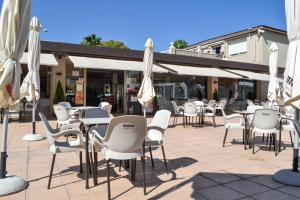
xmin=75 ymin=80 xmax=84 ymax=105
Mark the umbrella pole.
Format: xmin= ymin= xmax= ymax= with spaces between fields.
xmin=0 ymin=109 xmax=27 ymax=196
xmin=273 ymin=108 xmax=300 ymax=186
xmin=32 ymin=99 xmax=36 ymax=135
xmin=292 ymin=108 xmax=300 ymax=172
xmin=0 ymin=109 xmax=8 ymax=178
xmin=22 ymin=98 xmax=45 ymax=142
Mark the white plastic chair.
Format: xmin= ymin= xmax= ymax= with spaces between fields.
xmin=96 ymin=115 xmax=147 ymax=199
xmin=99 ymin=102 xmax=110 ymax=108
xmin=39 ymin=112 xmax=84 ymax=189
xmin=220 ymin=108 xmax=244 ymax=147
xmin=53 ymin=105 xmax=79 ymax=128
xmin=251 ymin=109 xmax=279 ymax=155
xmin=183 ymin=102 xmax=198 ymax=127
xmin=204 ymin=105 xmax=217 ymax=128
xmin=279 ymin=116 xmax=294 ymax=151
xmin=58 ymin=101 xmax=80 ymax=118
xmin=102 ymin=104 xmax=112 ymax=114
xmin=171 ymin=101 xmax=183 ymax=125
xmin=247 ymin=99 xmax=255 ymax=106
xmin=145 ymin=110 xmax=171 ymax=173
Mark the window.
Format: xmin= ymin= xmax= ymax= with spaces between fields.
xmin=228 ymin=38 xmax=247 ymax=56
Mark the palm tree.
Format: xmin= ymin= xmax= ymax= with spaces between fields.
xmin=173 ymin=39 xmax=188 ymax=49
xmin=80 ymin=34 xmax=102 ymax=46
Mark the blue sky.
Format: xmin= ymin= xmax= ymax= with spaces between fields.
xmin=1 ymin=0 xmax=286 ymax=51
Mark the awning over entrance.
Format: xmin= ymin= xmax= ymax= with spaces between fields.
xmin=158 ymin=63 xmax=243 ymax=79
xmin=68 ymin=56 xmax=168 ymax=73
xmin=226 ymin=69 xmax=270 ymax=81
xmin=20 ymin=52 xmax=58 ymax=66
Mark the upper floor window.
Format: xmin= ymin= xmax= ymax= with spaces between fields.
xmin=228 ymin=38 xmax=247 ymax=56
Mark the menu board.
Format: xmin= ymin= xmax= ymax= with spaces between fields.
xmin=75 ymin=80 xmax=84 ymax=105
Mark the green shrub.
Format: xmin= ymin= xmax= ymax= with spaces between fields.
xmin=53 ymin=80 xmax=65 ymax=104
xmin=213 ymin=89 xmax=220 ymax=102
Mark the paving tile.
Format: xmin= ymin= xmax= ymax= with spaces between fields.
xmin=192 ymin=175 xmax=219 ymax=189
xmin=252 ymin=190 xmax=299 ymax=200
xmin=197 ymin=185 xmax=245 ymax=200
xmin=200 ymin=171 xmax=241 ymax=184
xmin=225 ymin=180 xmax=270 ymax=196
xmin=278 ymin=186 xmax=300 ymax=198
xmin=248 ymin=175 xmax=284 ymax=189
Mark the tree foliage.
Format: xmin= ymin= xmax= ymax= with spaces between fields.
xmin=101 ymin=40 xmax=129 ymax=49
xmin=53 ymin=80 xmax=65 ymax=104
xmin=80 ymin=34 xmax=102 ymax=46
xmin=173 ymin=39 xmax=188 ymax=49
xmin=81 ymin=34 xmax=129 ymax=49
xmin=212 ymin=89 xmax=220 ymax=102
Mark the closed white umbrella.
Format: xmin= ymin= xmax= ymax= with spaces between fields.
xmin=273 ymin=0 xmax=300 ymax=186
xmin=0 ymin=0 xmax=31 ymax=196
xmin=267 ymin=43 xmax=279 ymax=103
xmin=138 ymin=38 xmax=155 ymax=117
xmin=283 ymin=0 xmax=300 ymax=108
xmin=21 ymin=17 xmax=45 ymax=142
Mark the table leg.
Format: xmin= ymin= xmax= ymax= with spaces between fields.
xmin=85 ymin=126 xmax=90 ymax=189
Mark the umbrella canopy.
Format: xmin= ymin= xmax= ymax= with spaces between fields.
xmin=284 ymin=0 xmax=300 ymax=108
xmin=267 ymin=43 xmax=279 ymax=102
xmin=0 ymin=0 xmax=31 ymax=108
xmin=138 ymin=38 xmax=155 ymax=107
xmin=20 ymin=16 xmax=41 ymax=102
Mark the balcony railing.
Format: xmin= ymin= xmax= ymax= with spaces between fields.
xmin=174 ymin=49 xmax=222 ymax=59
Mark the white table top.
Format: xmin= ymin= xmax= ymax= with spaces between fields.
xmin=79 ymin=117 xmax=111 ymax=125
xmin=70 ymin=106 xmax=98 ymax=110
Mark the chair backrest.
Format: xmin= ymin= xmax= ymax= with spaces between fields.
xmin=58 ymin=102 xmax=72 ymax=109
xmin=193 ymin=101 xmax=204 ymax=107
xmin=184 ymin=102 xmax=197 ymax=114
xmin=247 ymin=99 xmax=255 ymax=106
xmin=99 ymin=102 xmax=110 ymax=108
xmin=150 ymin=110 xmax=171 ymax=129
xmin=39 ymin=112 xmax=55 ymax=146
xmin=25 ymin=103 xmax=34 ymax=111
xmin=53 ymin=105 xmax=69 ymax=121
xmin=207 ymin=99 xmax=216 ymax=107
xmin=246 ymin=105 xmax=263 ymax=123
xmin=102 ymin=104 xmax=112 ymax=114
xmin=253 ymin=109 xmax=279 ymax=130
xmin=104 ymin=115 xmax=146 ymax=153
xmin=218 ymin=99 xmax=227 ymax=109
xmin=171 ymin=101 xmax=179 ymax=114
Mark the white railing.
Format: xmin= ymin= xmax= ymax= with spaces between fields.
xmin=174 ymin=49 xmax=221 ymax=59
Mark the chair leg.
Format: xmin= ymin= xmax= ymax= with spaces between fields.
xmin=79 ymin=151 xmax=83 ymax=173
xmin=107 ymin=159 xmax=111 ymax=200
xmin=252 ymin=132 xmax=255 ymax=155
xmin=119 ymin=160 xmax=122 ymax=172
xmin=279 ymin=129 xmax=282 ymax=152
xmin=274 ymin=134 xmax=277 ymax=156
xmin=94 ymin=150 xmax=98 ymax=185
xmin=173 ymin=115 xmax=176 ymax=125
xmin=48 ymin=154 xmax=56 ymax=189
xmin=290 ymin=131 xmax=294 ymax=148
xmin=149 ymin=146 xmax=155 ymax=168
xmin=141 ymin=155 xmax=146 ymax=195
xmin=223 ymin=128 xmax=229 ymax=147
xmin=213 ymin=117 xmax=216 ymax=128
xmin=269 ymin=134 xmax=272 ymax=151
xmin=161 ymin=145 xmax=169 ymax=173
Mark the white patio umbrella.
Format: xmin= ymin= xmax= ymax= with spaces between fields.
xmin=138 ymin=38 xmax=155 ymax=117
xmin=273 ymin=0 xmax=300 ymax=186
xmin=267 ymin=43 xmax=279 ymax=103
xmin=0 ymin=0 xmax=31 ymax=196
xmin=21 ymin=17 xmax=45 ymax=142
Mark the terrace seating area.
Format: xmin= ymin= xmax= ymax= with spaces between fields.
xmin=3 ymin=108 xmax=299 ymax=200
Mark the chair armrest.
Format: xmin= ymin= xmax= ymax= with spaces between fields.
xmin=51 ymin=128 xmax=82 ymax=139
xmin=205 ymin=107 xmax=215 ymax=112
xmin=91 ymin=128 xmax=106 ymax=142
xmin=147 ymin=125 xmax=164 ymax=132
xmin=59 ymin=123 xmax=81 ymax=131
xmin=225 ymin=113 xmax=243 ymax=120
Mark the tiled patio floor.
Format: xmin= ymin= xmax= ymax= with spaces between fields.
xmin=1 ymin=116 xmax=300 ymax=200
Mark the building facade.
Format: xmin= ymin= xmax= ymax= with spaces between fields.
xmin=169 ymin=25 xmax=288 ymax=101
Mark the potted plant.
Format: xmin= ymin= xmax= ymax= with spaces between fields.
xmin=53 ymin=80 xmax=65 ymax=105
xmin=212 ymin=89 xmax=220 ymax=102
xmin=152 ymin=96 xmax=159 ymax=115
